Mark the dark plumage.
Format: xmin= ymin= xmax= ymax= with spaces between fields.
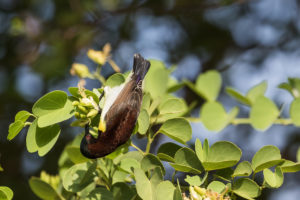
xmin=80 ymin=54 xmax=150 ymax=159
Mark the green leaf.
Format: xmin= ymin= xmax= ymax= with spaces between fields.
xmin=232 ymin=178 xmax=261 ymax=200
xmin=278 ymin=82 xmax=294 ymax=97
xmin=112 ymin=183 xmax=135 ymax=200
xmin=144 ymin=60 xmax=169 ymax=98
xmin=26 ymin=120 xmax=38 ymax=153
xmin=202 ymin=141 xmax=242 ymax=171
xmin=159 ymin=118 xmax=192 ymax=144
xmin=63 ymin=161 xmax=97 ymax=192
xmin=150 ymin=167 xmax=164 ymax=190
xmin=170 ymin=147 xmax=203 ymax=174
xmin=137 ymin=109 xmax=150 ymax=135
xmin=158 ymin=98 xmax=187 ymax=119
xmin=29 ymin=177 xmax=59 ymax=200
xmin=226 ymin=87 xmax=251 ymax=106
xmin=157 ymin=142 xmax=182 ymax=162
xmin=156 ymin=181 xmax=176 ymax=200
xmin=134 ymin=168 xmax=154 ymax=200
xmin=290 ymin=98 xmax=300 ymax=126
xmin=195 ymin=139 xmax=204 ymax=162
xmin=232 ymin=161 xmax=252 ymax=177
xmin=250 ymin=96 xmax=279 ymax=131
xmin=7 ymin=120 xmax=24 ymax=141
xmin=200 ymin=102 xmax=228 ymax=132
xmin=85 ymin=187 xmax=113 ymax=200
xmin=214 ymin=168 xmax=233 ymax=182
xmin=15 ymin=110 xmax=31 ymax=123
xmin=0 ymin=186 xmax=13 ymax=200
xmin=141 ymin=154 xmax=165 ymax=175
xmin=252 ymin=145 xmax=283 ymax=173
xmin=195 ymin=70 xmax=222 ymax=101
xmin=263 ymin=167 xmax=283 ymax=188
xmin=114 ymin=151 xmax=143 ymax=165
xmin=207 ymin=181 xmax=226 ymax=193
xmin=35 ymin=124 xmax=61 ymax=156
xmin=120 ymin=158 xmax=140 ymax=173
xmin=246 ymin=81 xmax=267 ymax=104
xmin=279 ymin=160 xmax=300 ymax=173
xmin=106 ymin=73 xmax=125 ymax=88
xmin=0 ymin=164 xmax=3 ymax=172
xmin=32 ymin=91 xmax=74 ymax=127
xmin=141 ymin=93 xmax=151 ymax=111
xmin=66 ymin=145 xmax=90 ymax=164
xmin=184 ymin=175 xmax=202 ymax=186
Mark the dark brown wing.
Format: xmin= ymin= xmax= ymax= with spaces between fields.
xmin=85 ymin=79 xmax=143 ymax=158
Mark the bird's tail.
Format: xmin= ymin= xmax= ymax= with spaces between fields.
xmin=132 ymin=53 xmax=150 ymax=82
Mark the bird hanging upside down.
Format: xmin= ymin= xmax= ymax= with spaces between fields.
xmin=80 ymin=54 xmax=150 ymax=159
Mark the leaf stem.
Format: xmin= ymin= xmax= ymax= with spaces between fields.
xmin=130 ymin=142 xmax=144 ymax=155
xmin=145 ymin=134 xmax=152 ymax=154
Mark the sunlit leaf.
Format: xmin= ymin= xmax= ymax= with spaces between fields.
xmin=226 ymin=87 xmax=251 ymax=106
xmin=15 ymin=110 xmax=31 ymax=123
xmin=202 ymin=141 xmax=241 ymax=171
xmin=246 ymin=81 xmax=267 ymax=104
xmin=195 ymin=70 xmax=222 ymax=101
xmin=252 ymin=145 xmax=283 ymax=173
xmin=144 ymin=60 xmax=169 ymax=98
xmin=134 ymin=168 xmax=153 ymax=200
xmin=137 ymin=109 xmax=150 ymax=135
xmin=263 ymin=167 xmax=283 ymax=188
xmin=85 ymin=187 xmax=113 ymax=200
xmin=32 ymin=91 xmax=74 ymax=127
xmin=0 ymin=186 xmax=13 ymax=200
xmin=159 ymin=118 xmax=192 ymax=144
xmin=156 ymin=181 xmax=176 ymax=200
xmin=290 ymin=98 xmax=300 ymax=126
xmin=120 ymin=158 xmax=140 ymax=173
xmin=232 ymin=161 xmax=252 ymax=177
xmin=280 ymin=160 xmax=300 ymax=173
xmin=250 ymin=96 xmax=279 ymax=131
xmin=29 ymin=177 xmax=59 ymax=200
xmin=7 ymin=120 xmax=24 ymax=141
xmin=207 ymin=181 xmax=226 ymax=193
xmin=184 ymin=175 xmax=202 ymax=186
xmin=232 ymin=178 xmax=261 ymax=200
xmin=66 ymin=145 xmax=90 ymax=164
xmin=170 ymin=147 xmax=203 ymax=174
xmin=106 ymin=73 xmax=125 ymax=88
xmin=201 ymin=102 xmax=228 ymax=132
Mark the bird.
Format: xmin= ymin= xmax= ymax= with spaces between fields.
xmin=80 ymin=53 xmax=150 ymax=159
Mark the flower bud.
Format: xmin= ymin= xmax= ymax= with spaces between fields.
xmin=78 ymin=105 xmax=88 ymax=113
xmin=87 ymin=109 xmax=98 ymax=118
xmin=70 ymin=63 xmax=90 ymax=78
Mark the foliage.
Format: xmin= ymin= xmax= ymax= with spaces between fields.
xmin=5 ymin=46 xmax=300 ymax=200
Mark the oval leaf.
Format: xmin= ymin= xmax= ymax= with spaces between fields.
xmin=246 ymin=81 xmax=267 ymax=104
xmin=156 ymin=181 xmax=176 ymax=200
xmin=32 ymin=91 xmax=74 ymax=127
xmin=233 ymin=178 xmax=261 ymax=200
xmin=207 ymin=181 xmax=226 ymax=193
xmin=201 ymin=102 xmax=228 ymax=132
xmin=29 ymin=177 xmax=59 ymax=199
xmin=144 ymin=60 xmax=169 ymax=99
xmin=137 ymin=109 xmax=150 ymax=135
xmin=0 ymin=186 xmax=13 ymax=200
xmin=15 ymin=110 xmax=31 ymax=123
xmin=134 ymin=168 xmax=153 ymax=200
xmin=252 ymin=145 xmax=282 ymax=173
xmin=106 ymin=73 xmax=125 ymax=88
xmin=112 ymin=182 xmax=135 ymax=200
xmin=157 ymin=142 xmax=182 ymax=162
xmin=159 ymin=118 xmax=192 ymax=144
xmin=233 ymin=161 xmax=252 ymax=177
xmin=63 ymin=161 xmax=97 ymax=192
xmin=195 ymin=70 xmax=222 ymax=101
xmin=203 ymin=141 xmax=241 ymax=171
xmin=171 ymin=147 xmax=203 ymax=174
xmin=263 ymin=167 xmax=283 ymax=188
xmin=290 ymin=98 xmax=300 ymax=126
xmin=250 ymin=96 xmax=279 ymax=131
xmin=36 ymin=124 xmax=61 ymax=156
xmin=7 ymin=120 xmax=24 ymax=141
xmin=66 ymin=146 xmax=90 ymax=164
xmin=280 ymin=160 xmax=300 ymax=173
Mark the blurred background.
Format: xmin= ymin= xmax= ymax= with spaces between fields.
xmin=0 ymin=0 xmax=300 ymax=199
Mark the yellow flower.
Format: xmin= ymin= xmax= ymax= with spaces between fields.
xmin=70 ymin=63 xmax=90 ymax=78
xmin=87 ymin=49 xmax=107 ymax=65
